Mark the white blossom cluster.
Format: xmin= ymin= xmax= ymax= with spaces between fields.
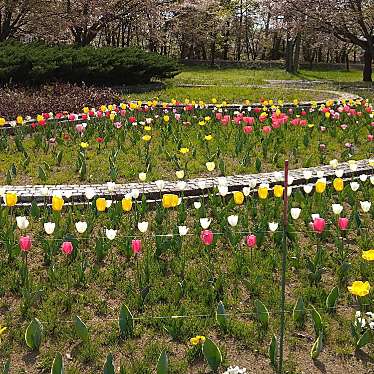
xmin=223 ymin=366 xmax=247 ymax=374
xmin=355 ymin=311 xmax=374 ymax=330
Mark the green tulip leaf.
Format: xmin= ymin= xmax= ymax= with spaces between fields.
xmin=310 ymin=305 xmax=323 ymax=335
xmin=74 ymin=316 xmax=89 ymax=342
xmin=25 ymin=318 xmax=43 ymax=350
xmin=51 ymin=352 xmax=64 ymax=374
xmin=310 ymin=332 xmax=323 ymax=359
xmin=202 ymin=338 xmax=222 ymax=372
xmin=216 ymin=301 xmax=227 ymax=330
xmin=356 ymin=329 xmax=371 ymax=349
xmin=156 ymin=350 xmax=168 ymax=374
xmin=269 ymin=334 xmax=278 ymax=368
xmin=255 ymin=299 xmax=269 ymax=327
xmin=103 ymin=353 xmax=115 ymax=374
xmin=293 ymin=296 xmax=305 ymax=326
xmin=119 ymin=304 xmax=134 ymax=338
xmin=325 ymin=286 xmax=339 ymax=312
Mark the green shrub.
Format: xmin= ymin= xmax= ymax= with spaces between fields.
xmin=0 ymin=42 xmax=180 ymax=86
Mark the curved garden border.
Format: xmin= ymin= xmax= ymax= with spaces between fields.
xmin=3 ymin=159 xmax=372 ymax=206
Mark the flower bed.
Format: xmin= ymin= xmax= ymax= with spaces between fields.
xmin=0 ymin=98 xmax=372 ymax=186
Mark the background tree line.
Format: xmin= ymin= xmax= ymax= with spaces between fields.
xmin=0 ymin=0 xmax=373 ymax=81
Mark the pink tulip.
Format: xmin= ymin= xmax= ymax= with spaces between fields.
xmin=132 ymin=239 xmax=142 ymax=254
xmin=312 ymin=218 xmax=326 ymax=234
xmin=215 ymin=112 xmax=223 ymax=120
xmin=243 ymin=116 xmax=254 ymax=125
xmin=175 ymin=113 xmax=181 ymax=121
xmin=368 ymin=134 xmax=373 ymax=142
xmin=338 ymin=217 xmax=349 ymax=231
xmin=76 ymin=124 xmax=85 ymax=133
xmin=246 ymin=234 xmax=256 ymax=247
xmin=61 ymin=241 xmax=73 ymax=255
xmin=243 ymin=125 xmax=253 ymax=134
xmin=262 ymin=126 xmax=271 ymax=134
xmin=200 ymin=230 xmax=213 ymax=246
xmin=19 ymin=236 xmax=32 ymax=252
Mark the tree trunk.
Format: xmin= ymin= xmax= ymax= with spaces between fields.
xmin=293 ymin=33 xmax=301 ymax=71
xmin=285 ymin=35 xmax=295 ymax=73
xmin=363 ymin=49 xmax=372 ymax=82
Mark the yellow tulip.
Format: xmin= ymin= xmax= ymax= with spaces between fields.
xmin=0 ymin=117 xmax=6 ymax=126
xmin=52 ymin=195 xmax=64 ymax=211
xmin=176 ymin=170 xmax=185 ymax=179
xmin=163 ymin=115 xmax=170 ymax=123
xmin=5 ymin=192 xmax=17 ymax=207
xmin=273 ymin=185 xmax=284 ymax=198
xmin=206 ymin=162 xmax=215 ymax=172
xmin=142 ymin=135 xmax=151 ymax=142
xmin=121 ymin=198 xmax=133 ymax=212
xmin=204 ymin=134 xmax=213 ymax=141
xmin=315 ymin=179 xmax=326 ymax=194
xmin=83 ymin=107 xmax=89 ymax=113
xmin=162 ymin=194 xmax=179 ymax=208
xmin=16 ymin=116 xmax=23 ymax=125
xmin=180 ymin=147 xmax=189 ymax=154
xmin=96 ymin=198 xmax=107 ymax=212
xmin=347 ymin=281 xmax=370 ymax=297
xmin=362 ymin=249 xmax=374 ymax=261
xmin=258 ymin=186 xmax=269 ymax=199
xmin=109 ymin=113 xmax=116 ymax=121
xmin=333 ymin=178 xmax=344 ymax=192
xmin=80 ymin=142 xmax=89 ymax=149
xmin=233 ymin=191 xmax=244 ymax=205
xmin=144 ymin=126 xmax=152 ymax=132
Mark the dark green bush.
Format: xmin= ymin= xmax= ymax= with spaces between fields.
xmin=0 ymin=42 xmax=180 ymax=86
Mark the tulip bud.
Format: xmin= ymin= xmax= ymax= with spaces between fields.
xmin=19 ymin=236 xmax=32 ymax=252
xmin=61 ymin=241 xmax=73 ymax=255
xmin=200 ymin=230 xmax=213 ymax=246
xmin=246 ymin=234 xmax=256 ymax=247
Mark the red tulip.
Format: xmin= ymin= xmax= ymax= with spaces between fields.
xmin=131 ymin=239 xmax=142 ymax=254
xmin=61 ymin=241 xmax=73 ymax=255
xmin=200 ymin=230 xmax=213 ymax=246
xmin=246 ymin=234 xmax=256 ymax=247
xmin=96 ymin=137 xmax=104 ymax=143
xmin=312 ymin=218 xmax=326 ymax=234
xmin=19 ymin=236 xmax=32 ymax=252
xmin=338 ymin=217 xmax=349 ymax=231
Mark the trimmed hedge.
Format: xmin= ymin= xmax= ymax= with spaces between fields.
xmin=0 ymin=42 xmax=180 ymax=86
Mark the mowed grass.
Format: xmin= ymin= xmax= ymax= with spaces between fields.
xmin=124 ymin=65 xmax=368 ymax=103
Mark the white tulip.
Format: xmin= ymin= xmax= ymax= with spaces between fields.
xmin=350 ymin=182 xmax=360 ymax=191
xmin=287 ymin=187 xmax=293 ymax=197
xmin=290 ymin=208 xmax=301 ymax=220
xmin=274 ymin=171 xmax=283 ymax=182
xmin=360 ymin=201 xmax=371 ymax=213
xmin=106 ymin=200 xmax=112 ymax=208
xmin=194 ymin=201 xmax=201 ymax=209
xmin=311 ymin=213 xmax=320 ymax=220
xmin=332 ymin=204 xmax=343 ymax=215
xmin=227 ymin=215 xmax=238 ymax=227
xmin=316 ymin=170 xmax=324 ymax=179
xmin=0 ymin=187 xmax=5 ymax=197
xmin=198 ymin=180 xmax=207 ymax=190
xmin=155 ymin=180 xmax=165 ymax=190
xmin=268 ymin=222 xmax=279 ymax=232
xmin=200 ymin=218 xmax=211 ymax=229
xmin=370 ymin=176 xmax=374 ymax=185
xmin=335 ymin=169 xmax=344 ymax=178
xmin=131 ymin=189 xmax=140 ymax=199
xmin=176 ymin=170 xmax=185 ymax=179
xmin=329 ymin=159 xmax=339 ymax=169
xmin=242 ymin=187 xmax=251 ymax=196
xmin=107 ymin=182 xmax=116 ymax=192
xmin=75 ymin=221 xmax=87 ymax=234
xmin=248 ymin=179 xmax=257 ymax=188
xmin=349 ymin=161 xmax=358 ymax=172
xmin=178 ymin=226 xmax=189 ymax=236
xmin=44 ymin=222 xmax=55 ymax=235
xmin=16 ymin=216 xmax=29 ymax=230
xmin=303 ymin=184 xmax=313 ymax=194
xmin=85 ymin=188 xmax=95 ymax=200
xmin=105 ymin=229 xmax=117 ymax=240
xmin=177 ymin=197 xmax=182 ymax=205
xmin=64 ymin=190 xmax=73 ymax=199
xmin=359 ymin=174 xmax=368 ymax=182
xmin=206 ymin=162 xmax=215 ymax=171
xmin=218 ymin=185 xmax=229 ymax=196
xmin=218 ymin=177 xmax=227 ymax=186
xmin=177 ymin=181 xmax=187 ymax=191
xmin=40 ymin=187 xmax=49 ymax=196
xmin=138 ymin=172 xmax=147 ymax=182
xmin=138 ymin=221 xmax=149 ymax=233
xmin=303 ymin=170 xmax=313 ymax=180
